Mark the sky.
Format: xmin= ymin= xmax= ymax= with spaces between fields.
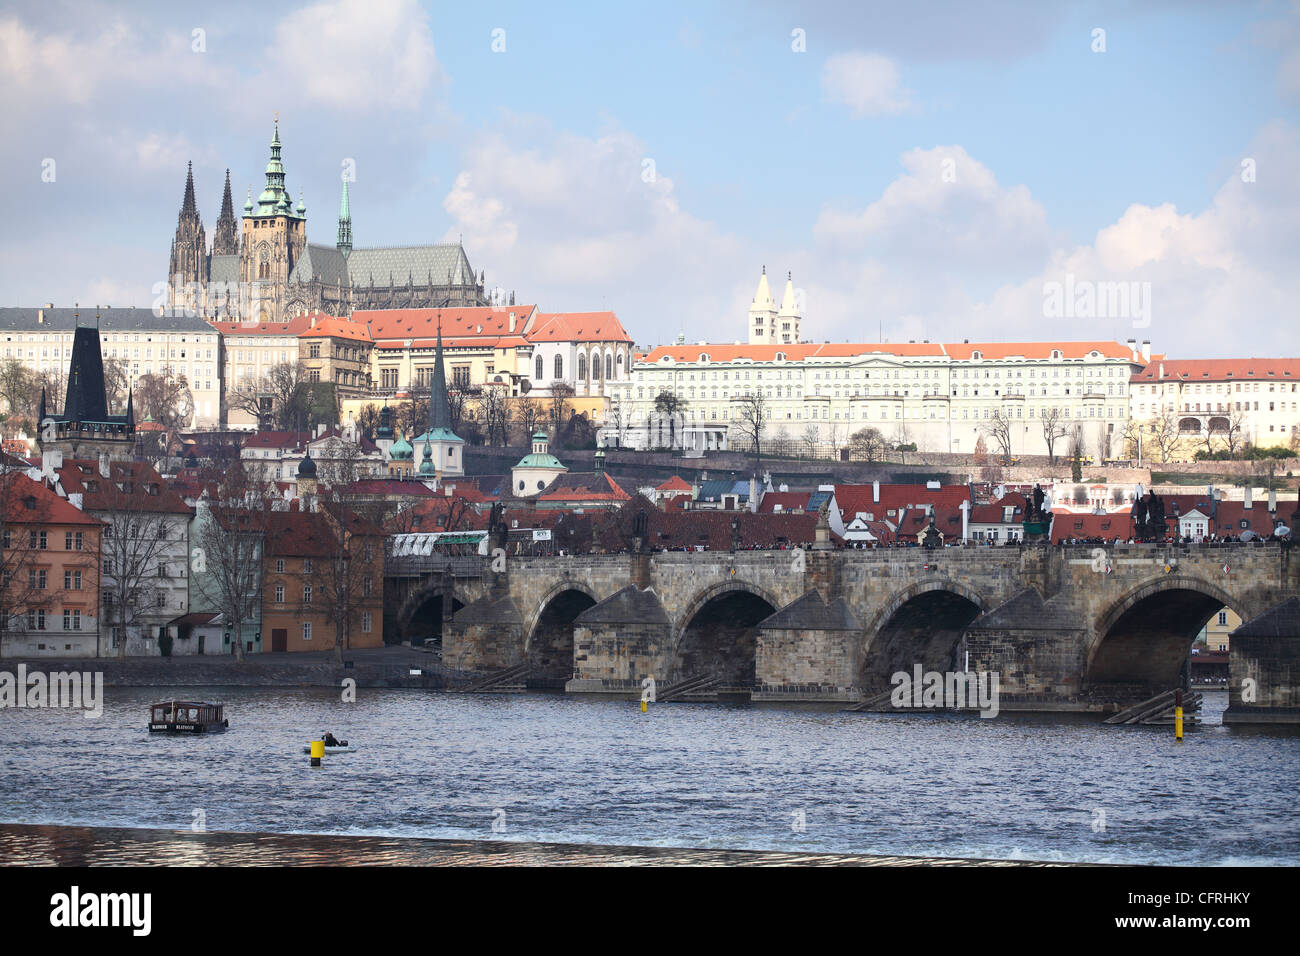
xmin=1 ymin=0 xmax=1297 ymax=355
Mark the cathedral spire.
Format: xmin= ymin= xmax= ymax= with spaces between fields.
xmin=213 ymin=168 xmax=239 ymax=256
xmin=429 ymin=316 xmax=452 ymax=434
xmin=337 ymin=180 xmax=353 ymax=258
xmin=180 ymin=161 xmax=197 ymax=219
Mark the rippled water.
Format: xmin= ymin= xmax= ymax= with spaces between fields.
xmin=1 ymin=688 xmax=1296 ymax=865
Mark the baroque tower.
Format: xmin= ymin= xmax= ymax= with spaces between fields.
xmin=239 ymin=120 xmax=307 ymax=323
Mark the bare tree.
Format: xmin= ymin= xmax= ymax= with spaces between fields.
xmin=477 ymin=385 xmax=511 ymax=447
xmin=549 ymin=383 xmax=576 ymax=447
xmin=732 ymin=392 xmax=770 ymax=479
xmin=0 ymin=359 xmax=35 ymax=424
xmin=310 ymin=449 xmax=385 ymax=665
xmin=102 ymin=355 xmax=131 ymax=412
xmin=1146 ymin=408 xmax=1181 ymax=464
xmin=93 ymin=466 xmax=178 ymax=659
xmin=137 ymin=367 xmax=195 ymax=431
xmin=1040 ymin=407 xmax=1067 ymax=465
xmin=515 ymin=400 xmax=542 ymax=444
xmin=849 ymin=426 xmax=886 ymax=463
xmin=801 ymin=424 xmax=820 ymax=459
xmin=228 ymin=361 xmax=305 ymax=429
xmin=193 ymin=462 xmax=279 ymax=662
xmin=652 ymin=390 xmax=686 ymax=450
xmin=982 ymin=411 xmax=1014 ymax=465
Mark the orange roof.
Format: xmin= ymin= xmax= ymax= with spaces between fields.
xmin=299 ymin=312 xmax=372 ymax=342
xmin=359 ymin=305 xmax=538 ymax=343
xmin=209 ymin=315 xmax=313 ymax=336
xmin=655 ymin=475 xmax=692 ymax=492
xmin=530 ymin=312 xmax=633 ymax=344
xmin=1131 ymin=359 xmax=1300 ymax=382
xmin=2 ymin=472 xmax=104 ymax=527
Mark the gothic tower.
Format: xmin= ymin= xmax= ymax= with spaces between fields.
xmin=212 ymin=168 xmax=239 ymax=256
xmin=168 ymin=162 xmax=208 ymax=314
xmin=747 ymin=265 xmax=777 ymax=344
xmin=239 ymin=120 xmax=307 ymax=323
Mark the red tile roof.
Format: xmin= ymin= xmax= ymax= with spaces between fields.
xmin=655 ymin=475 xmax=692 ymax=492
xmin=1050 ymin=511 xmax=1129 ymax=543
xmin=537 ymin=472 xmax=631 ymax=503
xmin=209 ymin=315 xmax=313 ymax=336
xmin=57 ymin=460 xmax=192 ymax=515
xmin=298 ymin=312 xmax=372 ymax=342
xmin=834 ymin=483 xmax=972 ymax=523
xmin=2 ymin=472 xmax=103 ymax=527
xmin=1131 ymin=359 xmax=1300 ymax=382
xmin=757 ymin=491 xmax=812 ymax=513
xmin=359 ymin=305 xmax=538 ymax=344
xmin=529 ymin=312 xmax=633 ymax=344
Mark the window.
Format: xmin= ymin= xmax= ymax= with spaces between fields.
xmin=276 ymin=559 xmax=285 ymax=573
xmin=275 ymin=584 xmax=284 ymax=603
xmin=361 ymin=612 xmax=372 ymax=633
xmin=63 ymin=609 xmax=82 ymax=631
xmin=29 ymin=531 xmax=47 ymax=550
xmin=363 ymin=577 xmax=373 ymax=597
xmin=29 ymin=569 xmax=46 ymax=590
xmin=64 ymin=531 xmax=83 ymax=550
xmin=1217 ymin=612 xmax=1228 ymax=626
xmin=302 ymin=622 xmax=312 ymax=641
xmin=28 ymin=610 xmax=45 ymax=630
xmin=303 ymin=585 xmax=312 ymax=604
xmin=303 ymin=559 xmax=313 ymax=573
xmin=64 ymin=570 xmax=82 ymax=590
xmin=535 ymin=355 xmax=544 ymax=380
xmin=554 ymin=355 xmax=563 ymax=379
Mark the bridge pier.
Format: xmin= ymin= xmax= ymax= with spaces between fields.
xmin=566 ymin=586 xmax=672 ymax=697
xmin=1223 ymin=597 xmax=1300 ymax=724
xmin=753 ymin=591 xmax=863 ymax=702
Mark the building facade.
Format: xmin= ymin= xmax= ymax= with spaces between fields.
xmin=0 ymin=308 xmax=221 ymax=430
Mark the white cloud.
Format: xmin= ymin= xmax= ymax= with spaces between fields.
xmin=441 ymin=115 xmax=753 ymax=338
xmin=272 ymin=0 xmax=441 ymax=112
xmin=820 ymin=52 xmax=912 ymax=117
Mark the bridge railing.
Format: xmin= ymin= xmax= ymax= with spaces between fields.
xmin=385 ymin=554 xmax=484 ymax=577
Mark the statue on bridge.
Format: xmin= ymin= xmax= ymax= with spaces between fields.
xmin=1133 ymin=490 xmax=1167 ymax=541
xmin=632 ymin=508 xmax=649 ymax=553
xmin=488 ymin=501 xmax=508 ymax=551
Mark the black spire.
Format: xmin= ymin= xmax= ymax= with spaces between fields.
xmin=63 ymin=326 xmax=109 ymax=424
xmin=429 ymin=317 xmax=452 ymax=434
xmin=181 ymin=161 xmax=197 ymax=219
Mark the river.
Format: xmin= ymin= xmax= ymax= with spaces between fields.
xmin=1 ymin=687 xmax=1296 ymax=865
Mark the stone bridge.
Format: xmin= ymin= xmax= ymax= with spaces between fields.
xmin=387 ymin=543 xmax=1300 ymax=714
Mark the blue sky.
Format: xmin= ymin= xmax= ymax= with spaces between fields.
xmin=1 ymin=0 xmax=1297 ymax=353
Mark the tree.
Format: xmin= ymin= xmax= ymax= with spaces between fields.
xmin=1069 ymin=428 xmax=1084 ymax=482
xmin=95 ymin=465 xmax=180 ymax=659
xmin=801 ymin=425 xmax=820 ymax=459
xmin=1146 ymin=408 xmax=1181 ymax=464
xmin=653 ymin=390 xmax=686 ymax=450
xmin=1222 ymin=404 xmax=1249 ymax=458
xmin=849 ymin=427 xmax=886 ymax=463
xmin=477 ymin=385 xmax=511 ymax=447
xmin=310 ymin=446 xmax=384 ymax=665
xmin=0 ymin=358 xmax=34 ymax=423
xmin=1041 ymin=407 xmax=1067 ymax=466
xmin=1119 ymin=418 xmax=1142 ymax=460
xmin=102 ymin=356 xmax=131 ymax=412
xmin=228 ymin=361 xmax=304 ymax=429
xmin=193 ymin=461 xmax=280 ymax=662
xmin=136 ymin=367 xmax=195 ymax=431
xmin=972 ymin=434 xmax=989 ymax=466
xmin=514 ymin=400 xmax=542 ymax=444
xmin=982 ymin=411 xmax=1013 ymax=465
xmin=549 ymin=384 xmax=576 ymax=448
xmin=732 ymin=392 xmax=769 ymax=479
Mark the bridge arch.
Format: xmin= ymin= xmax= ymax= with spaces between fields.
xmin=859 ymin=579 xmax=989 ymax=693
xmin=671 ymin=579 xmax=781 ymax=693
xmin=524 ymin=581 xmax=600 ymax=687
xmin=1086 ymin=574 xmax=1250 ymax=693
xmin=395 ymin=582 xmax=467 ymax=648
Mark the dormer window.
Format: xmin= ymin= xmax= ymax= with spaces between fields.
xmin=1051 ymin=349 xmax=1063 ymax=360
xmin=971 ymin=350 xmax=982 ymax=361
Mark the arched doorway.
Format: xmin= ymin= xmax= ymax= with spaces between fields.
xmin=405 ymin=591 xmax=465 ymax=654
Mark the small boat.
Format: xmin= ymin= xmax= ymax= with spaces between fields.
xmin=301 ymin=743 xmax=354 ymax=754
xmin=149 ymin=700 xmax=228 ymax=734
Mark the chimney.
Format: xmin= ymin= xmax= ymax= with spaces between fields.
xmin=1269 ymin=487 xmax=1277 ymax=513
xmin=873 ymin=480 xmax=880 ymax=504
xmin=1158 ymin=363 xmax=1164 ymax=379
xmin=508 ymin=312 xmax=517 ymax=333
xmin=1244 ymin=485 xmax=1253 ymax=509
xmin=1126 ymin=338 xmax=1137 ymax=361
xmin=37 ymin=309 xmax=45 ymax=325
xmin=310 ymin=314 xmax=317 ymax=328
xmin=1141 ymin=341 xmax=1151 ymax=363
xmin=98 ymin=453 xmax=110 ymax=479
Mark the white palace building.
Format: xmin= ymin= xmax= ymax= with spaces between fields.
xmin=602 ymin=268 xmax=1146 ymax=458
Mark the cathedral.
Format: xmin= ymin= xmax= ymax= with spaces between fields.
xmin=167 ymin=122 xmax=490 ymax=324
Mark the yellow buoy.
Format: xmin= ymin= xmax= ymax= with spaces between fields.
xmin=310 ymin=739 xmax=324 ymax=766
xmin=640 ymin=699 xmax=647 ymax=713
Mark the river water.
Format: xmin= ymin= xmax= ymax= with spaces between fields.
xmin=1 ymin=687 xmax=1296 ymax=865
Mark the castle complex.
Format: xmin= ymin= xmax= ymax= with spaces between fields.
xmin=166 ymin=123 xmax=489 ymax=325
